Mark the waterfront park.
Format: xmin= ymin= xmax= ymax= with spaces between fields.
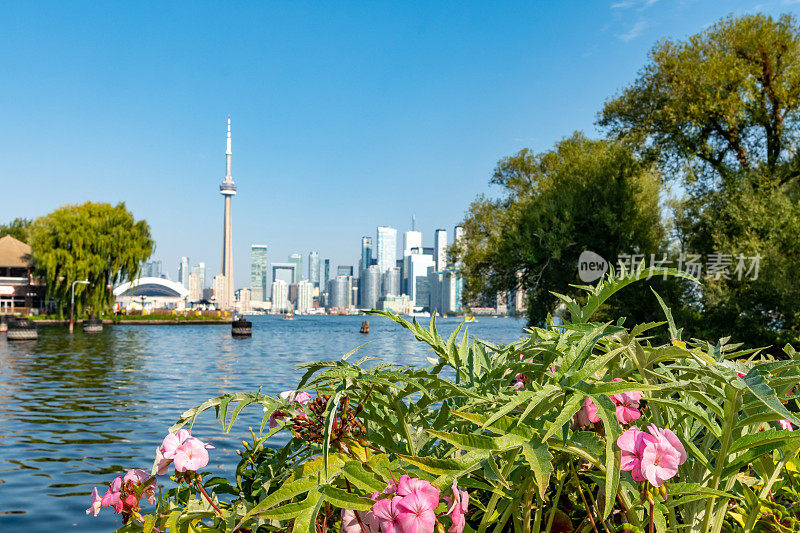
xmin=4 ymin=7 xmax=800 ymax=533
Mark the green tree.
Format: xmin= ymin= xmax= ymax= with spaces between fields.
xmin=0 ymin=217 xmax=33 ymax=242
xmin=454 ymin=132 xmax=673 ymax=324
xmin=599 ymin=13 xmax=800 ymax=189
xmin=29 ymin=202 xmax=154 ymax=317
xmin=600 ymin=13 xmax=800 ymax=345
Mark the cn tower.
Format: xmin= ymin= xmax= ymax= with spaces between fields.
xmin=219 ymin=116 xmax=236 ymax=309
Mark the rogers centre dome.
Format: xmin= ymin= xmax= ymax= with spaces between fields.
xmin=113 ymin=276 xmax=190 ymax=310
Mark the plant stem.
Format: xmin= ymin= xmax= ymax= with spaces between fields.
xmin=700 ymin=386 xmax=740 ymax=533
xmin=572 ymin=462 xmax=599 ymax=533
xmin=194 ymin=473 xmax=222 ymax=516
xmin=649 ymin=499 xmax=654 ymax=533
xmin=345 ymin=479 xmax=370 ymax=533
xmin=544 ymin=473 xmax=565 ymax=533
xmin=478 ymin=448 xmax=520 ymax=533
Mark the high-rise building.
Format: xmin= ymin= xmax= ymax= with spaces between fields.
xmin=308 ymin=251 xmax=320 ymax=286
xmin=250 ymin=245 xmax=268 ymax=301
xmin=405 ymin=249 xmax=435 ymax=308
xmin=403 ymin=230 xmax=423 ymax=257
xmin=188 ymin=272 xmax=202 ymax=302
xmin=141 ymin=260 xmax=163 ymax=278
xmin=376 ymin=226 xmax=397 ymax=273
xmin=434 ymin=229 xmax=448 ymax=272
xmin=288 ymin=253 xmax=305 ymax=281
xmin=190 ymin=263 xmax=206 ymax=291
xmin=327 ymin=276 xmax=350 ymax=310
xmin=218 ymin=116 xmax=237 ymax=309
xmin=322 ymin=259 xmax=331 ymax=292
xmin=271 ymin=279 xmax=289 ymax=313
xmin=212 ymin=274 xmax=227 ymax=306
xmin=360 ymin=265 xmax=381 ymax=310
xmin=337 ymin=265 xmax=354 ymax=277
xmin=296 ymin=281 xmax=314 ymax=313
xmin=272 ymin=263 xmax=296 ymax=285
xmin=178 ymin=257 xmax=189 ymax=288
xmin=360 ymin=237 xmax=373 ymax=273
xmin=381 ymin=267 xmax=401 ymax=297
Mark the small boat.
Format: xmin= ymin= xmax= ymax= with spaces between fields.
xmin=464 ymin=316 xmax=476 ymax=323
xmin=284 ymin=313 xmax=294 ymax=320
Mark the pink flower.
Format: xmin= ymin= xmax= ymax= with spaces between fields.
xmin=101 ymin=476 xmax=124 ymax=513
xmin=383 ymin=479 xmax=398 ymax=495
xmin=511 ymin=373 xmax=526 ymax=389
xmin=373 ymin=496 xmax=404 ymax=533
xmin=618 ymin=425 xmax=687 ymax=487
xmin=443 ymin=481 xmax=469 ymax=533
xmin=617 ymin=427 xmax=656 ymax=481
xmin=396 ymin=492 xmax=437 ymax=533
xmin=640 ymin=441 xmax=682 ymax=487
xmin=609 ymin=379 xmax=642 ymax=425
xmin=86 ymin=487 xmax=102 ymax=516
xmin=396 ymin=475 xmax=440 ymax=509
xmin=173 ymin=437 xmax=210 ymax=472
xmin=156 ymin=430 xmax=213 ymax=474
xmin=269 ymin=390 xmax=313 ymax=428
xmin=123 ymin=468 xmax=157 ymax=505
xmin=342 ymin=508 xmax=379 ymax=533
xmin=575 ymin=397 xmax=601 ymax=427
xmin=780 ymin=419 xmax=794 ymax=431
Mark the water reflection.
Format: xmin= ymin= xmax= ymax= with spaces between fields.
xmin=0 ymin=315 xmax=525 ymax=532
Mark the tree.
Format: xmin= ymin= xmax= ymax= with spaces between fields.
xmin=0 ymin=217 xmax=33 ymax=242
xmin=454 ymin=132 xmax=673 ymax=324
xmin=600 ymin=13 xmax=800 ymax=345
xmin=599 ymin=13 xmax=800 ymax=190
xmin=29 ymin=202 xmax=154 ymax=316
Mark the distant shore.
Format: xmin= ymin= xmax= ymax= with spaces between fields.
xmin=31 ymin=319 xmax=233 ymax=325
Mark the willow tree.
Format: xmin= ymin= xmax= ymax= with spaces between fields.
xmin=29 ymin=202 xmax=154 ymax=316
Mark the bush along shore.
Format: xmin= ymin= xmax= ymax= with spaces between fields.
xmin=88 ymin=267 xmax=800 ymax=533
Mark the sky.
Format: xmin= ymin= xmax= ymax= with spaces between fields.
xmin=3 ymin=0 xmax=799 ymax=287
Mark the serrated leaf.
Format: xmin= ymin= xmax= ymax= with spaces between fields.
xmin=342 ymin=462 xmax=387 ymax=493
xmin=520 ymin=442 xmax=553 ymax=499
xmin=320 ymin=485 xmax=375 ymax=511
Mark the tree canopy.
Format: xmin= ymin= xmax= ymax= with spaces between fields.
xmin=454 ymin=132 xmax=667 ymax=323
xmin=29 ymin=202 xmax=154 ymax=316
xmin=0 ymin=217 xmax=33 ymax=243
xmin=599 ymin=13 xmax=800 ymax=189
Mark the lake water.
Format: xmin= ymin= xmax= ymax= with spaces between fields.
xmin=0 ymin=315 xmax=526 ymax=532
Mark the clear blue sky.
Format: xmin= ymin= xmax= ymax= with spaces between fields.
xmin=3 ymin=0 xmax=797 ymax=287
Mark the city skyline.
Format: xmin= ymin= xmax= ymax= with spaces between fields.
xmin=3 ymin=2 xmax=795 ymax=287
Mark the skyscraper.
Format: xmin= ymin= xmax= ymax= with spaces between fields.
xmin=376 ymin=226 xmax=397 ymax=273
xmin=381 ymin=267 xmax=401 ymax=297
xmin=322 ymin=259 xmax=331 ymax=293
xmin=360 ymin=265 xmax=381 ymax=310
xmin=337 ymin=265 xmax=354 ymax=277
xmin=250 ymin=245 xmax=268 ymax=301
xmin=403 ymin=230 xmax=423 ymax=257
xmin=360 ymin=237 xmax=373 ymax=273
xmin=296 ymin=281 xmax=314 ymax=313
xmin=178 ymin=257 xmax=189 ymax=288
xmin=190 ymin=262 xmax=206 ymax=290
xmin=271 ymin=279 xmax=289 ymax=313
xmin=288 ymin=253 xmax=304 ymax=281
xmin=219 ymin=116 xmax=237 ymax=309
xmin=272 ymin=263 xmax=296 ymax=285
xmin=308 ymin=251 xmax=320 ymax=286
xmin=434 ymin=229 xmax=448 ymax=272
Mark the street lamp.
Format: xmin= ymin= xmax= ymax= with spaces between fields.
xmin=69 ymin=279 xmax=91 ymax=334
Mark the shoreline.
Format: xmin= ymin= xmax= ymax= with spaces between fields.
xmin=31 ymin=319 xmax=233 ymax=325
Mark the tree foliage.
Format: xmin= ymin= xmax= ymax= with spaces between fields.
xmin=599 ymin=13 xmax=800 ymax=190
xmin=453 ymin=132 xmax=670 ymax=324
xmin=0 ymin=217 xmax=33 ymax=243
xmin=29 ymin=202 xmax=154 ymax=316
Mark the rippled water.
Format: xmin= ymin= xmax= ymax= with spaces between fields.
xmin=0 ymin=315 xmax=525 ymax=532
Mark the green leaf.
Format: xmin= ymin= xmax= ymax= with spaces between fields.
xmin=482 ymin=386 xmax=559 ymax=429
xmin=342 ymin=462 xmax=387 ymax=494
xmin=320 ymin=486 xmax=375 ymax=511
xmin=520 ymin=442 xmax=554 ymax=499
xmin=743 ymin=371 xmax=800 ymax=427
xmin=541 ymin=393 xmax=584 ymax=443
xmin=398 ymin=452 xmax=489 ymax=477
xmin=425 ymin=429 xmax=517 ymax=451
xmin=729 ymin=429 xmax=800 ymax=455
